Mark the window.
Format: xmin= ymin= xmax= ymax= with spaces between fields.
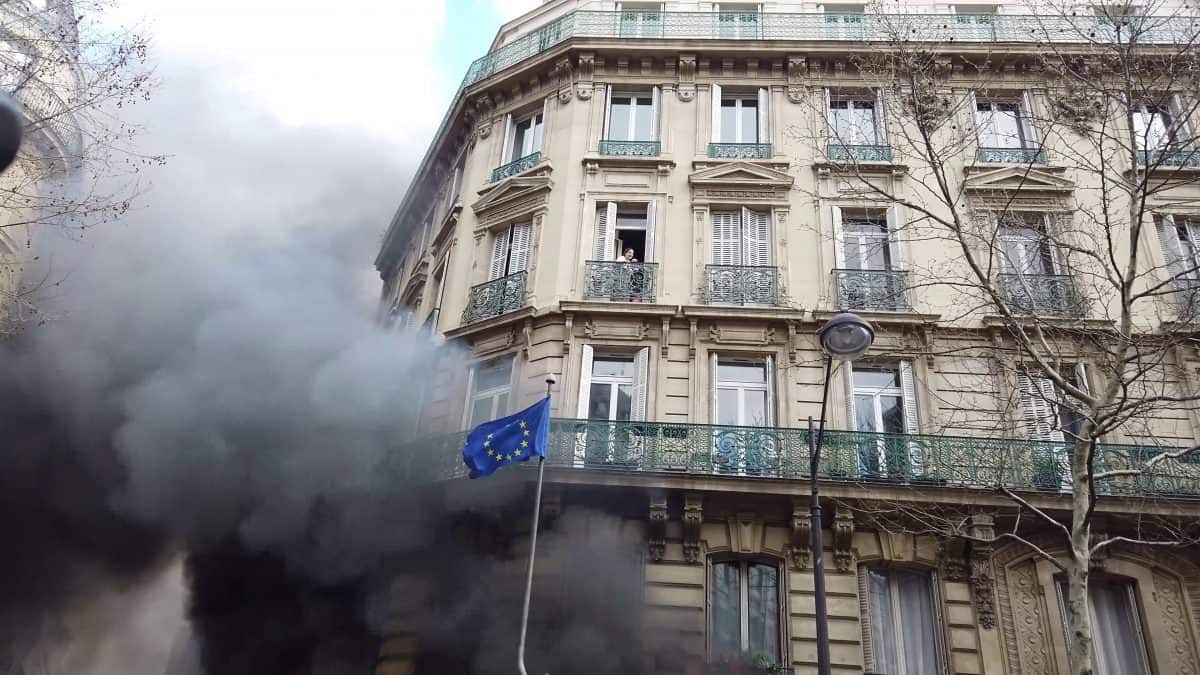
xmin=848 ymin=363 xmax=919 ymax=478
xmin=1056 ymin=578 xmax=1151 ymax=675
xmin=1132 ymin=101 xmax=1175 ymax=152
xmin=488 ymin=223 xmax=531 ymax=280
xmin=1016 ymin=366 xmax=1088 ymax=489
xmin=449 ymin=154 xmax=466 ymax=207
xmin=618 ymin=2 xmax=663 ymax=37
xmin=713 ymin=357 xmax=773 ymax=427
xmin=828 ymin=94 xmax=882 ymax=146
xmin=576 ymin=346 xmax=649 ymax=422
xmin=717 ymin=3 xmax=761 ymax=38
xmin=711 ymin=208 xmax=771 ymax=267
xmin=593 ymin=201 xmax=656 ymax=263
xmin=605 ymin=89 xmax=659 ymax=142
xmin=1155 ymin=214 xmax=1200 ymax=284
xmin=974 ymin=96 xmax=1037 ymax=149
xmin=834 ymin=207 xmax=898 ymax=271
xmin=465 ymin=356 xmax=513 ymax=429
xmin=505 ymin=110 xmax=544 ymax=163
xmin=709 ymin=559 xmax=781 ymax=661
xmin=998 ymin=215 xmax=1058 ymax=275
xmin=863 ymin=567 xmax=944 ymax=675
xmin=710 ymin=86 xmax=769 ymax=146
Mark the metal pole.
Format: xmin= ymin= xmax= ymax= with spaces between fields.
xmin=810 ymin=356 xmax=834 ymax=675
xmin=518 ymin=380 xmax=553 ymax=675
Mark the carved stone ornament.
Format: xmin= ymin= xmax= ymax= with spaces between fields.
xmin=789 ymin=497 xmax=811 ymax=570
xmin=683 ymin=493 xmax=703 ymax=565
xmin=833 ymin=505 xmax=854 ymax=572
xmin=938 ymin=537 xmax=969 ymax=582
xmin=969 ymin=514 xmax=997 ymax=629
xmin=786 ymin=55 xmax=807 ymax=104
xmin=677 ymin=54 xmax=696 ymax=102
xmin=575 ymin=52 xmax=594 ymax=100
xmin=648 ymin=493 xmax=668 ymax=562
xmin=474 ymin=94 xmax=494 ymax=139
xmin=554 ymin=57 xmax=574 ymax=104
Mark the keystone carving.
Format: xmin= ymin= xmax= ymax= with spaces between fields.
xmin=648 ymin=493 xmax=668 ymax=562
xmin=832 ymin=504 xmax=855 ymax=572
xmin=677 ymin=54 xmax=696 ymax=102
xmin=683 ymin=493 xmax=703 ymax=565
xmin=789 ymin=497 xmax=811 ymax=570
xmin=938 ymin=537 xmax=969 ymax=582
xmin=575 ymin=52 xmax=594 ymax=100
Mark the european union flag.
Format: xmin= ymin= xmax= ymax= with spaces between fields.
xmin=462 ymin=396 xmax=550 ymax=478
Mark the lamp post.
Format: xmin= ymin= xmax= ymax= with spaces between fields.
xmin=810 ymin=313 xmax=874 ymax=675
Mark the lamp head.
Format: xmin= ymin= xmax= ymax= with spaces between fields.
xmin=817 ymin=313 xmax=875 ymax=361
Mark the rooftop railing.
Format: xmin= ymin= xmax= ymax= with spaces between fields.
xmin=387 ymin=420 xmax=1200 ymax=498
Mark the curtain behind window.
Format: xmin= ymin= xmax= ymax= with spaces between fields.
xmin=868 ymin=569 xmax=899 ymax=674
xmin=712 ymin=562 xmax=741 ymax=658
xmin=747 ymin=563 xmax=780 ymax=658
xmin=1090 ymin=584 xmax=1149 ymax=675
xmin=898 ymin=572 xmax=939 ymax=674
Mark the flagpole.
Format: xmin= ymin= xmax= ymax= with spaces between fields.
xmin=518 ymin=376 xmax=554 ymax=675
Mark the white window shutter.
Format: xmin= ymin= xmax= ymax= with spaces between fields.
xmin=710 ymin=352 xmax=720 ymax=423
xmin=651 ymin=86 xmax=661 ymax=141
xmin=1074 ymin=362 xmax=1090 ymax=395
xmin=1171 ymin=93 xmax=1192 ymax=137
xmin=1157 ymin=215 xmax=1188 ymax=283
xmin=461 ymin=365 xmax=477 ymax=430
xmin=764 ymin=355 xmax=775 ymax=426
xmin=844 ymin=361 xmax=857 ymax=430
xmin=742 ymin=208 xmax=772 ymax=266
xmin=509 ymin=222 xmax=532 ymax=272
xmin=645 ymin=199 xmax=657 ymax=262
xmin=874 ymin=88 xmax=888 ymax=143
xmin=605 ymin=202 xmax=619 ymax=259
xmin=885 ymin=206 xmax=904 ymax=270
xmin=832 ymin=205 xmax=847 ymax=268
xmin=757 ymin=87 xmax=770 ymax=145
xmin=592 ymin=202 xmax=617 ymax=260
xmin=577 ymin=344 xmax=595 ymax=418
xmin=1044 ymin=213 xmax=1062 ymax=273
xmin=1021 ymin=91 xmax=1040 ymax=146
xmin=1017 ymin=371 xmax=1064 ymax=442
xmin=967 ymin=90 xmax=982 ymax=136
xmin=899 ymin=361 xmax=921 ymax=435
xmin=501 ymin=113 xmax=515 ymax=163
xmin=632 ymin=347 xmax=650 ymax=421
xmin=825 ymin=87 xmax=835 ymax=140
xmin=538 ymin=99 xmax=550 ymax=153
xmin=711 ymin=83 xmax=723 ymax=143
xmin=489 ymin=227 xmax=511 ymax=280
xmin=602 ymin=84 xmax=614 ymax=140
xmin=711 ymin=211 xmax=741 ymax=265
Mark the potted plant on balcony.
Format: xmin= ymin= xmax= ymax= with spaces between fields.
xmin=706 ymin=652 xmax=790 ymax=675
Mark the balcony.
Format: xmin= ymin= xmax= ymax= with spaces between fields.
xmin=827 ymin=143 xmax=894 ymax=162
xmin=461 ymin=271 xmax=526 ymax=324
xmin=490 ymin=152 xmax=541 ymax=183
xmin=1137 ymin=148 xmax=1200 ymax=168
xmin=977 ymin=146 xmax=1047 ymax=164
xmin=584 ymin=261 xmax=658 ymax=303
xmin=598 ymin=140 xmax=660 ymax=157
xmin=833 ymin=268 xmax=911 ymax=312
xmin=389 ymin=420 xmax=1200 ymax=498
xmin=708 ymin=143 xmax=772 ymax=160
xmin=997 ymin=273 xmax=1083 ymax=317
xmin=705 ymin=265 xmax=779 ymax=305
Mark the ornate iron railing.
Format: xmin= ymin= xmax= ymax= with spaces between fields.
xmin=1138 ymin=148 xmax=1200 ymax=168
xmin=489 ymin=152 xmax=541 ymax=183
xmin=705 ymin=265 xmax=779 ymax=305
xmin=584 ymin=261 xmax=658 ymax=303
xmin=459 ymin=12 xmax=1200 ymax=90
xmin=708 ymin=143 xmax=772 ymax=160
xmin=977 ymin=146 xmax=1047 ymax=164
xmin=1171 ymin=279 xmax=1200 ymax=320
xmin=461 ymin=271 xmax=526 ymax=324
xmin=833 ymin=269 xmax=911 ymax=311
xmin=598 ymin=140 xmax=661 ymax=157
xmin=997 ymin=273 xmax=1084 ymax=317
xmin=827 ymin=143 xmax=894 ymax=162
xmin=387 ymin=420 xmax=1200 ymax=498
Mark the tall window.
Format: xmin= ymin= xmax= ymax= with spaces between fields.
xmin=506 ymin=110 xmax=544 ymax=162
xmin=863 ymin=567 xmax=943 ymax=675
xmin=606 ymin=89 xmax=658 ymax=142
xmin=1155 ymin=214 xmax=1200 ymax=284
xmin=449 ymin=154 xmax=466 ymax=206
xmin=836 ymin=208 xmax=895 ymax=271
xmin=829 ymin=95 xmax=881 ymax=145
xmin=711 ymin=208 xmax=771 ymax=267
xmin=465 ymin=356 xmax=513 ymax=428
xmin=594 ymin=202 xmax=655 ymax=262
xmin=713 ymin=357 xmax=773 ymax=427
xmin=489 ymin=223 xmax=531 ymax=280
xmin=576 ymin=347 xmax=650 ymax=423
xmin=998 ymin=215 xmax=1058 ymax=276
xmin=710 ymin=559 xmax=781 ymax=661
xmin=1056 ymin=579 xmax=1151 ymax=675
xmin=1016 ymin=366 xmax=1088 ymax=489
xmin=711 ymin=86 xmax=769 ymax=146
xmin=849 ymin=363 xmax=919 ymax=477
xmin=1132 ymin=101 xmax=1175 ymax=152
xmin=975 ymin=96 xmax=1036 ymax=149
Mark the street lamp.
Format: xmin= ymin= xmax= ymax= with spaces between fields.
xmin=809 ymin=313 xmax=874 ymax=675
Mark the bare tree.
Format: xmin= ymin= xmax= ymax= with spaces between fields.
xmin=796 ymin=2 xmax=1200 ymax=673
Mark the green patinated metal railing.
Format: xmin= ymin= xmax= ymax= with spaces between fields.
xmin=1138 ymin=147 xmax=1200 ymax=168
xmin=461 ymin=271 xmax=526 ymax=324
xmin=977 ymin=146 xmax=1047 ymax=164
xmin=833 ymin=268 xmax=911 ymax=312
xmin=708 ymin=143 xmax=772 ymax=160
xmin=584 ymin=261 xmax=658 ymax=303
xmin=706 ymin=265 xmax=780 ymax=305
xmin=460 ymin=11 xmax=1200 ymax=91
xmin=489 ymin=152 xmax=541 ymax=183
xmin=997 ymin=273 xmax=1085 ymax=317
xmin=386 ymin=420 xmax=1200 ymax=498
xmin=598 ymin=139 xmax=661 ymax=157
xmin=827 ymin=143 xmax=894 ymax=162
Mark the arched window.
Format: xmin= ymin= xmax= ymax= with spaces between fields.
xmin=1055 ymin=576 xmax=1151 ymax=675
xmin=861 ymin=566 xmax=945 ymax=675
xmin=709 ymin=557 xmax=783 ymax=662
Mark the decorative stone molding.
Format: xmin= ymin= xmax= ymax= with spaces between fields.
xmin=660 ymin=317 xmax=671 ymax=360
xmin=575 ymin=52 xmax=594 ymax=100
xmin=677 ymin=54 xmax=696 ymax=102
xmin=708 ymin=323 xmax=775 ymax=347
xmin=689 ymin=161 xmax=794 ymax=206
xmin=969 ymin=514 xmax=998 ymax=629
xmin=938 ymin=537 xmax=969 ymax=582
xmin=683 ymin=493 xmax=703 ymax=565
xmin=789 ymin=497 xmax=811 ymax=570
xmin=1153 ymin=571 xmax=1200 ymax=675
xmin=581 ymin=317 xmax=653 ymax=341
xmin=833 ymin=504 xmax=855 ymax=572
xmin=648 ymin=493 xmax=668 ymax=562
xmin=472 ymin=175 xmax=553 ymax=231
xmin=474 ymin=94 xmax=495 ymax=139
xmin=553 ymin=57 xmax=574 ymax=104
xmin=962 ymin=165 xmax=1074 ymax=194
xmin=786 ymin=55 xmax=807 ymax=104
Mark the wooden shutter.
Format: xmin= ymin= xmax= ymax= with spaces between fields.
xmin=651 ymin=86 xmax=661 ymax=141
xmin=874 ymin=88 xmax=888 ymax=144
xmin=742 ymin=208 xmax=772 ymax=266
xmin=711 ymin=210 xmax=741 ymax=265
xmin=1016 ymin=371 xmax=1064 ymax=442
xmin=825 ymin=87 xmax=835 ymax=140
xmin=632 ymin=347 xmax=650 ymax=421
xmin=764 ymin=355 xmax=775 ymax=426
xmin=711 ymin=83 xmax=723 ymax=142
xmin=489 ymin=227 xmax=511 ymax=279
xmin=1044 ymin=213 xmax=1063 ymax=274
xmin=577 ymin=344 xmax=595 ymax=418
xmin=832 ymin=205 xmax=847 ymax=268
xmin=1021 ymin=91 xmax=1040 ymax=146
xmin=1156 ymin=214 xmax=1188 ymax=282
xmin=757 ymin=87 xmax=770 ymax=145
xmin=592 ymin=202 xmax=617 ymax=260
xmin=899 ymin=361 xmax=920 ymax=434
xmin=645 ymin=199 xmax=657 ymax=262
xmin=710 ymin=352 xmax=720 ymax=423
xmin=967 ymin=90 xmax=982 ymax=137
xmin=602 ymin=84 xmax=614 ymax=140
xmin=1171 ymin=93 xmax=1192 ymax=138
xmin=844 ymin=361 xmax=857 ymax=430
xmin=885 ymin=205 xmax=904 ymax=270
xmin=509 ymin=222 xmax=532 ymax=272
xmin=500 ymin=113 xmax=515 ymax=163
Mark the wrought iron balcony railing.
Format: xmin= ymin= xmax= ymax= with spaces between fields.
xmin=705 ymin=265 xmax=780 ymax=305
xmin=833 ymin=268 xmax=911 ymax=312
xmin=827 ymin=143 xmax=894 ymax=162
xmin=977 ymin=146 xmax=1047 ymax=164
xmin=1137 ymin=147 xmax=1200 ymax=168
xmin=997 ymin=273 xmax=1083 ymax=317
xmin=708 ymin=143 xmax=772 ymax=160
xmin=489 ymin=152 xmax=541 ymax=183
xmin=598 ymin=139 xmax=661 ymax=157
xmin=461 ymin=271 xmax=527 ymax=324
xmin=459 ymin=11 xmax=1200 ymax=90
xmin=387 ymin=420 xmax=1200 ymax=498
xmin=1170 ymin=278 xmax=1200 ymax=320
xmin=584 ymin=261 xmax=658 ymax=303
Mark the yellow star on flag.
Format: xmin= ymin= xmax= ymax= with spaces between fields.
xmin=518 ymin=420 xmax=527 ymax=428
xmin=523 ymin=429 xmax=529 ymax=436
xmin=521 ymin=440 xmax=529 ymax=448
xmin=486 ymin=449 xmax=495 ymax=457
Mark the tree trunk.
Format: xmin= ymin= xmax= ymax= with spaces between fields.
xmin=1069 ymin=442 xmax=1094 ymax=675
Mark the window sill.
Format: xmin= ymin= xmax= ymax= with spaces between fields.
xmin=582 ymin=154 xmax=676 ymax=171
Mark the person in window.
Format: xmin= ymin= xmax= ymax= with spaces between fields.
xmin=622 ymin=247 xmax=639 ymax=263
xmin=622 ymin=247 xmax=644 ymax=302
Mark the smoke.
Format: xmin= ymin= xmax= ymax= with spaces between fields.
xmin=0 ymin=58 xmax=647 ymax=675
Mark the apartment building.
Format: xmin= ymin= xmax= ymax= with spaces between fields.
xmin=375 ymin=2 xmax=1200 ymax=673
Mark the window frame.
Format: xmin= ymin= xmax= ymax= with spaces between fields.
xmin=1054 ymin=576 xmax=1153 ymax=675
xmin=718 ymin=92 xmax=761 ymax=144
xmin=828 ymin=95 xmax=881 ymax=146
xmin=707 ymin=555 xmax=785 ymax=663
xmin=508 ymin=109 xmax=545 ymax=162
xmin=712 ymin=355 xmax=775 ymax=427
xmin=996 ymin=213 xmax=1059 ymax=275
xmin=584 ymin=352 xmax=637 ymax=422
xmin=605 ymin=89 xmax=658 ymax=142
xmin=1132 ymin=101 xmax=1174 ymax=152
xmin=860 ymin=564 xmax=948 ymax=675
xmin=974 ymin=97 xmax=1035 ymax=149
xmin=463 ymin=355 xmax=515 ymax=430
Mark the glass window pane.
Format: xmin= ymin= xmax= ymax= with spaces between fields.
xmin=593 ymin=356 xmax=635 ymax=379
xmin=747 ymin=564 xmax=780 ymax=659
xmin=868 ymin=569 xmax=899 ymax=675
xmin=741 ymin=99 xmax=758 ymax=143
xmin=721 ymin=99 xmax=737 ymax=142
xmin=880 ymin=395 xmax=905 ymax=434
xmin=512 ymin=118 xmax=530 ymax=158
xmin=717 ymin=388 xmax=739 ymax=426
xmin=744 ymin=389 xmax=768 ymax=427
xmin=897 ymin=571 xmax=940 ymax=675
xmin=854 ymin=395 xmax=877 ymax=432
xmin=476 ymin=359 xmax=513 ymax=391
xmin=853 ymin=368 xmax=900 ymax=390
xmin=588 ymin=383 xmax=612 ymax=420
xmin=1090 ymin=583 xmax=1149 ymax=675
xmin=634 ymin=97 xmax=654 ymax=141
xmin=718 ymin=361 xmax=767 ymax=383
xmin=616 ymin=384 xmax=633 ymax=421
xmin=495 ymin=393 xmax=508 ymax=417
xmin=531 ymin=114 xmax=544 ymax=153
xmin=609 ymin=96 xmax=632 ymax=140
xmin=469 ymin=397 xmax=492 ymax=428
xmin=711 ymin=562 xmax=742 ymax=658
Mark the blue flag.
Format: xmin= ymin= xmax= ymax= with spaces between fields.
xmin=462 ymin=396 xmax=550 ymax=478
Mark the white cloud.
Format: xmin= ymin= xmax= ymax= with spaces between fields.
xmin=492 ymin=0 xmax=542 ymax=21
xmin=111 ymin=0 xmax=447 ymax=145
